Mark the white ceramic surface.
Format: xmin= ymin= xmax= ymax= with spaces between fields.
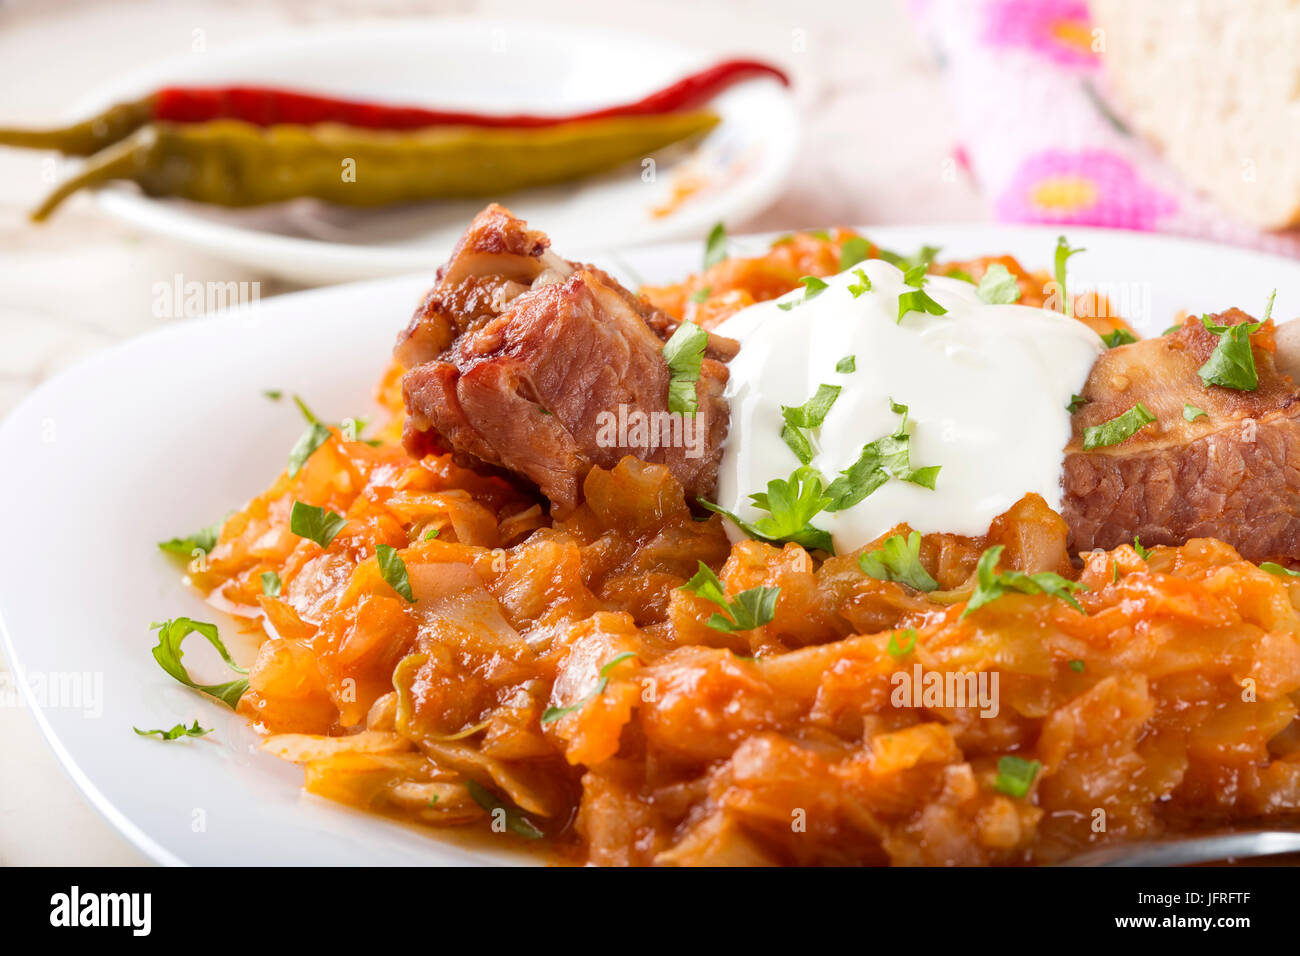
xmin=3 ymin=224 xmax=1299 ymax=865
xmin=66 ymin=18 xmax=800 ymax=284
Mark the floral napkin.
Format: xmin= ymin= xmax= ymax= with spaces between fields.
xmin=911 ymin=0 xmax=1300 ymax=258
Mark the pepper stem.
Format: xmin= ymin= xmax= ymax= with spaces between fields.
xmin=0 ymin=98 xmax=154 ymax=156
xmin=29 ymin=128 xmax=156 ymax=222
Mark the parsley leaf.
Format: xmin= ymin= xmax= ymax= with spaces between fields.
xmin=839 ymin=236 xmax=871 ymax=271
xmin=975 ymin=263 xmax=1021 ymax=305
xmin=700 ymin=466 xmax=835 ymax=553
xmin=962 ymin=545 xmax=1088 ymax=618
xmin=1054 ymin=236 xmax=1084 ymax=318
xmin=540 ymin=678 xmax=607 ymax=725
xmin=679 ymin=561 xmax=780 ymax=633
xmin=897 ymin=265 xmax=947 ymax=322
xmin=287 ymin=421 xmax=332 ymax=477
xmin=1133 ymin=535 xmax=1151 ymax=560
xmin=825 ymin=400 xmax=940 ymax=512
xmin=1082 ymin=403 xmax=1156 ymax=450
xmin=289 ymin=501 xmax=347 ymax=548
xmin=858 ymin=531 xmax=938 ymax=592
xmin=1066 ymin=393 xmax=1089 ymax=414
xmin=661 ymin=320 xmax=709 ymax=415
xmin=1183 ymin=403 xmax=1207 ymax=422
xmin=847 ymin=268 xmax=872 ymax=298
xmin=778 ymin=275 xmax=830 ymax=311
xmin=260 ymin=571 xmax=282 ymax=597
xmin=149 ymin=617 xmax=248 ymax=709
xmin=689 ymin=286 xmax=712 ymax=303
xmin=375 ymin=544 xmax=416 ymax=603
xmin=263 ymin=389 xmax=283 ymax=401
xmin=836 ymin=355 xmax=857 ymax=373
xmin=1100 ymin=328 xmax=1138 ymax=348
xmin=158 ymin=520 xmax=221 ymax=558
xmin=887 ymin=628 xmax=917 ymax=657
xmin=877 ymin=244 xmax=941 ymax=272
xmin=1198 ymin=315 xmax=1262 ymax=391
xmin=994 ymin=755 xmax=1041 ymax=798
xmin=464 ymin=780 xmax=544 ymax=839
xmin=134 ymin=721 xmax=211 ymax=741
xmin=1068 ymin=659 xmax=1086 ymax=673
xmin=703 ymin=222 xmax=727 ymax=269
xmin=1261 ymin=562 xmax=1300 ymax=578
xmin=780 ymin=383 xmax=841 ymax=463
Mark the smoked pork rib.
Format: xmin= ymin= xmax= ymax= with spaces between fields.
xmin=397 ymin=204 xmax=735 ymax=509
xmin=1065 ymin=309 xmax=1300 ymax=562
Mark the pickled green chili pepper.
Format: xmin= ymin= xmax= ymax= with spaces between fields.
xmin=0 ymin=98 xmax=156 ymax=156
xmin=29 ymin=111 xmax=719 ymax=222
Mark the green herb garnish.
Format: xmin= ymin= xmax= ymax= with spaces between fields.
xmin=287 ymin=421 xmax=332 ymax=477
xmin=375 ymin=544 xmax=415 ymax=603
xmin=703 ymin=222 xmax=727 ymax=269
xmin=158 ymin=521 xmax=221 ymax=558
xmin=1198 ymin=314 xmax=1263 ymax=391
xmin=134 ymin=721 xmax=212 ymax=741
xmin=825 ymin=400 xmax=940 ymax=512
xmin=1183 ymin=403 xmax=1207 ymax=422
xmin=1082 ymin=403 xmax=1156 ymax=450
xmin=689 ymin=286 xmax=712 ymax=303
xmin=1068 ymin=660 xmax=1086 ymax=673
xmin=836 ymin=355 xmax=857 ymax=373
xmin=778 ymin=275 xmax=830 ymax=311
xmin=897 ymin=264 xmax=947 ymax=323
xmin=975 ymin=263 xmax=1021 ymax=305
xmin=847 ymin=268 xmax=872 ymax=298
xmin=289 ymin=501 xmax=346 ymax=548
xmin=962 ymin=545 xmax=1087 ymax=618
xmin=700 ymin=466 xmax=835 ymax=553
xmin=661 ymin=320 xmax=709 ymax=415
xmin=149 ymin=617 xmax=248 ymax=709
xmin=464 ymin=780 xmax=544 ymax=839
xmin=1261 ymin=562 xmax=1300 ymax=578
xmin=994 ymin=755 xmax=1042 ymax=798
xmin=878 ymin=244 xmax=941 ymax=272
xmin=887 ymin=628 xmax=917 ymax=658
xmin=260 ymin=571 xmax=282 ymax=597
xmin=1100 ymin=328 xmax=1138 ymax=348
xmin=1066 ymin=393 xmax=1088 ymax=414
xmin=858 ymin=532 xmax=938 ymax=592
xmin=1053 ymin=236 xmax=1084 ymax=318
xmin=839 ymin=236 xmax=871 ymax=271
xmin=679 ymin=561 xmax=780 ymax=633
xmin=1133 ymin=535 xmax=1150 ymax=560
xmin=780 ymin=383 xmax=842 ymax=464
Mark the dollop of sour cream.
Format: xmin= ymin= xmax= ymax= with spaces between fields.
xmin=713 ymin=259 xmax=1104 ymax=554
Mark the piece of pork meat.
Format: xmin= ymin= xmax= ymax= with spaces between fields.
xmin=397 ymin=204 xmax=736 ymax=510
xmin=1065 ymin=309 xmax=1300 ymax=562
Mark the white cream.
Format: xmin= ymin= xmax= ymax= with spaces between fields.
xmin=713 ymin=260 xmax=1103 ymax=554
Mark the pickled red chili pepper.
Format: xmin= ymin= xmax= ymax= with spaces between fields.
xmin=0 ymin=59 xmax=788 ymax=156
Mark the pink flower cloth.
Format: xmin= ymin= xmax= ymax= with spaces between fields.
xmin=912 ymin=0 xmax=1300 ymax=257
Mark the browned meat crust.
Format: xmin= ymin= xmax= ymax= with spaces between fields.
xmin=397 ymin=204 xmax=734 ymax=510
xmin=1065 ymin=309 xmax=1300 ymax=561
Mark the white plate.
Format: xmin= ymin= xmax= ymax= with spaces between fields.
xmin=66 ymin=18 xmax=798 ymax=285
xmin=3 ymin=224 xmax=1299 ymax=866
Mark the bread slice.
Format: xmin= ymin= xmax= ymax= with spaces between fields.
xmin=1089 ymin=0 xmax=1300 ymax=229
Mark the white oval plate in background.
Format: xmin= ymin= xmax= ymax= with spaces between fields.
xmin=63 ymin=18 xmax=799 ymax=285
xmin=1 ymin=224 xmax=1297 ymax=866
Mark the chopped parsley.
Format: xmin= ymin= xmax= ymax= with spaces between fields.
xmin=975 ymin=263 xmax=1021 ymax=305
xmin=701 ymin=466 xmax=835 ymax=553
xmin=689 ymin=286 xmax=712 ymax=303
xmin=962 ymin=544 xmax=1088 ymax=618
xmin=994 ymin=755 xmax=1042 ymax=798
xmin=1054 ymin=236 xmax=1084 ymax=318
xmin=1068 ymin=659 xmax=1086 ymax=673
xmin=1133 ymin=535 xmax=1151 ymax=560
xmin=1066 ymin=393 xmax=1089 ymax=414
xmin=858 ymin=531 xmax=938 ymax=592
xmin=464 ymin=780 xmax=544 ymax=839
xmin=1082 ymin=402 xmax=1156 ymax=450
xmin=424 ymin=527 xmax=440 ymax=540
xmin=836 ymin=355 xmax=857 ymax=373
xmin=289 ymin=501 xmax=346 ymax=548
xmin=134 ymin=721 xmax=212 ymax=741
xmin=878 ymin=244 xmax=941 ymax=272
xmin=778 ymin=275 xmax=830 ymax=311
xmin=680 ymin=561 xmax=780 ymax=633
xmin=887 ymin=628 xmax=918 ymax=658
xmin=540 ymin=653 xmax=640 ymax=725
xmin=263 ymin=389 xmax=283 ymax=401
xmin=703 ymin=222 xmax=727 ymax=269
xmin=1261 ymin=562 xmax=1300 ymax=578
xmin=824 ymin=400 xmax=940 ymax=512
xmin=149 ymin=617 xmax=248 ymax=709
xmin=375 ymin=544 xmax=416 ymax=603
xmin=287 ymin=421 xmax=332 ymax=477
xmin=1198 ymin=313 xmax=1263 ymax=391
xmin=1183 ymin=403 xmax=1207 ymax=422
xmin=780 ymin=383 xmax=841 ymax=464
xmin=839 ymin=236 xmax=871 ymax=271
xmin=1100 ymin=328 xmax=1138 ymax=348
xmin=661 ymin=320 xmax=709 ymax=415
xmin=847 ymin=268 xmax=872 ymax=298
xmin=897 ymin=264 xmax=948 ymax=323
xmin=158 ymin=520 xmax=221 ymax=558
xmin=260 ymin=571 xmax=282 ymax=597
